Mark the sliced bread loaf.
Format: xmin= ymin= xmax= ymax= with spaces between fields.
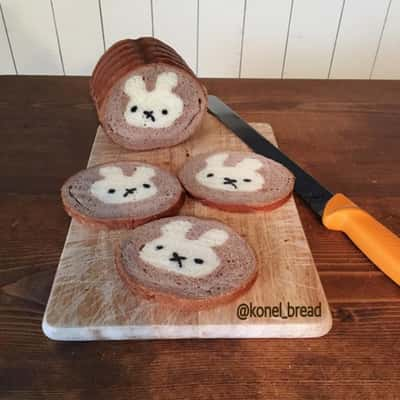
xmin=115 ymin=216 xmax=257 ymax=309
xmin=178 ymin=151 xmax=295 ymax=212
xmin=90 ymin=37 xmax=207 ymax=151
xmin=61 ymin=161 xmax=184 ymax=229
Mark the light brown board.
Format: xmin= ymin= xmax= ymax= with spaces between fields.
xmin=43 ymin=114 xmax=332 ymax=340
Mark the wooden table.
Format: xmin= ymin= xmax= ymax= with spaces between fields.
xmin=1 ymin=76 xmax=399 ymax=399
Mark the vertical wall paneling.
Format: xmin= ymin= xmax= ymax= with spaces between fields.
xmin=283 ymin=0 xmax=343 ymax=79
xmin=1 ymin=0 xmax=63 ymax=75
xmin=52 ymin=0 xmax=104 ymax=75
xmin=371 ymin=0 xmax=400 ymax=79
xmin=330 ymin=0 xmax=390 ymax=79
xmin=100 ymin=0 xmax=153 ymax=49
xmin=241 ymin=0 xmax=291 ymax=78
xmin=0 ymin=4 xmax=15 ymax=74
xmin=0 ymin=1 xmax=398 ymax=78
xmin=153 ymin=0 xmax=198 ymax=72
xmin=198 ymin=0 xmax=245 ymax=78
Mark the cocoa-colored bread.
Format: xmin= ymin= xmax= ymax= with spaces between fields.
xmin=61 ymin=161 xmax=185 ymax=230
xmin=115 ymin=216 xmax=258 ymax=310
xmin=178 ymin=151 xmax=295 ymax=212
xmin=90 ymin=37 xmax=207 ymax=151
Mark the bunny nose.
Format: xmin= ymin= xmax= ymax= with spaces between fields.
xmin=143 ymin=110 xmax=155 ymax=122
xmin=169 ymin=251 xmax=187 ymax=268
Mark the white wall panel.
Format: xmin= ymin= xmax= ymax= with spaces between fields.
xmin=198 ymin=0 xmax=245 ymax=78
xmin=371 ymin=0 xmax=400 ymax=79
xmin=0 ymin=5 xmax=15 ymax=74
xmin=330 ymin=0 xmax=390 ymax=79
xmin=1 ymin=0 xmax=63 ymax=75
xmin=241 ymin=0 xmax=291 ymax=78
xmin=153 ymin=0 xmax=197 ymax=72
xmin=0 ymin=0 xmax=398 ymax=79
xmin=52 ymin=0 xmax=104 ymax=75
xmin=101 ymin=0 xmax=153 ymax=49
xmin=284 ymin=0 xmax=343 ymax=79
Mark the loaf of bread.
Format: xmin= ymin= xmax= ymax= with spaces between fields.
xmin=178 ymin=151 xmax=295 ymax=212
xmin=90 ymin=37 xmax=207 ymax=150
xmin=61 ymin=161 xmax=184 ymax=229
xmin=115 ymin=216 xmax=257 ymax=309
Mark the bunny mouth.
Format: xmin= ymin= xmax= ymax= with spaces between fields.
xmin=223 ymin=177 xmax=238 ymax=189
xmin=169 ymin=251 xmax=187 ymax=268
xmin=143 ymin=110 xmax=156 ymax=122
xmin=123 ymin=187 xmax=137 ymax=197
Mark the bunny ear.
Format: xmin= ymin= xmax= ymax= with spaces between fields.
xmin=133 ymin=166 xmax=156 ymax=180
xmin=99 ymin=166 xmax=124 ymax=178
xmin=205 ymin=153 xmax=228 ymax=167
xmin=124 ymin=75 xmax=146 ymax=96
xmin=236 ymin=158 xmax=263 ymax=171
xmin=155 ymin=72 xmax=178 ymax=92
xmin=161 ymin=220 xmax=192 ymax=238
xmin=197 ymin=229 xmax=229 ymax=248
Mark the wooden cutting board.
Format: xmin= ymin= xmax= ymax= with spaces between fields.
xmin=43 ymin=114 xmax=332 ymax=340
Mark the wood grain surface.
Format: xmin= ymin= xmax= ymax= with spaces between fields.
xmin=43 ymin=118 xmax=331 ymax=340
xmin=0 ymin=76 xmax=399 ymax=398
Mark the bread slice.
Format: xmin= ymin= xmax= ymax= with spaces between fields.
xmin=178 ymin=151 xmax=295 ymax=212
xmin=90 ymin=37 xmax=207 ymax=151
xmin=115 ymin=216 xmax=257 ymax=310
xmin=61 ymin=161 xmax=185 ymax=230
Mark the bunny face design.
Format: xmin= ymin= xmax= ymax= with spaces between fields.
xmin=195 ymin=153 xmax=265 ymax=192
xmin=90 ymin=166 xmax=157 ymax=204
xmin=123 ymin=72 xmax=184 ymax=129
xmin=139 ymin=220 xmax=229 ymax=277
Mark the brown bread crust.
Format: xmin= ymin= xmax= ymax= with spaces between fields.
xmin=114 ymin=241 xmax=258 ymax=311
xmin=114 ymin=216 xmax=258 ymax=310
xmin=61 ymin=160 xmax=185 ymax=230
xmin=193 ymin=191 xmax=293 ymax=213
xmin=62 ymin=190 xmax=185 ymax=230
xmin=90 ymin=37 xmax=206 ymax=118
xmin=178 ymin=151 xmax=295 ymax=213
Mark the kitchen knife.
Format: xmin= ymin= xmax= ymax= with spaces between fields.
xmin=207 ymin=95 xmax=400 ymax=286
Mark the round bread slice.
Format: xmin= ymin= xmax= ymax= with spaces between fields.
xmin=61 ymin=161 xmax=184 ymax=229
xmin=115 ymin=216 xmax=257 ymax=310
xmin=90 ymin=37 xmax=207 ymax=151
xmin=178 ymin=151 xmax=295 ymax=212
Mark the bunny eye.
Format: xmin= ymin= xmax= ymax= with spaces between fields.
xmin=243 ymin=178 xmax=252 ymax=182
xmin=162 ymin=109 xmax=168 ymax=115
xmin=155 ymin=245 xmax=164 ymax=250
xmin=206 ymin=173 xmax=214 ymax=178
xmin=194 ymin=258 xmax=204 ymax=264
xmin=143 ymin=183 xmax=151 ymax=188
xmin=108 ymin=188 xmax=116 ymax=194
xmin=130 ymin=105 xmax=138 ymax=113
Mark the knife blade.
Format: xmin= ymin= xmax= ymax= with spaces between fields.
xmin=207 ymin=95 xmax=400 ymax=286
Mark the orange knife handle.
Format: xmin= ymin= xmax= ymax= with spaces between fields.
xmin=322 ymin=193 xmax=400 ymax=286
